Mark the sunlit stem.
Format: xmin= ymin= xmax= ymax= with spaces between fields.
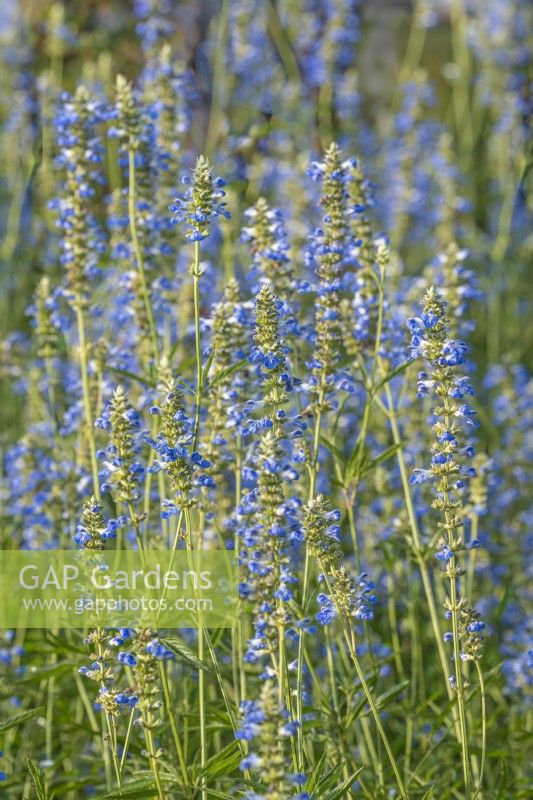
xmin=127 ymin=143 xmax=159 ymax=374
xmin=75 ymin=303 xmax=100 ymax=501
xmin=192 ymin=239 xmax=203 ymax=451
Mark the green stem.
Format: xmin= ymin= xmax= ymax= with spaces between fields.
xmin=450 ymin=0 xmax=474 ymax=164
xmin=473 ymin=660 xmax=486 ymax=800
xmin=144 ymin=725 xmax=165 ymax=800
xmin=45 ymin=673 xmax=55 ymax=765
xmin=127 ymin=144 xmax=159 ymax=373
xmin=204 ymin=0 xmax=230 ymax=158
xmin=119 ymin=707 xmax=135 ymax=775
xmin=103 ymin=713 xmax=121 ymax=785
xmin=347 ymin=628 xmax=407 ymax=798
xmin=319 ymin=562 xmax=402 ymax=795
xmin=95 ymin=638 xmax=122 ymax=787
xmin=265 ymin=0 xmax=301 ymax=84
xmin=127 ymin=502 xmax=146 ymax=564
xmin=296 ymin=389 xmax=325 ymax=768
xmin=390 ymin=3 xmax=427 ymax=113
xmin=159 ymin=661 xmax=189 ymax=787
xmin=382 ymin=379 xmax=463 ymax=743
xmin=76 ymin=304 xmax=100 ymax=500
xmin=198 ymin=630 xmax=206 ymax=799
xmin=184 ymin=507 xmax=207 ymax=800
xmin=192 ymin=240 xmax=203 ymax=450
xmin=466 ymin=515 xmax=478 ymax=599
xmin=450 ymin=573 xmax=471 ymax=798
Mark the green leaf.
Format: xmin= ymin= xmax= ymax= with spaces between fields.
xmin=314 ymin=764 xmax=344 ymax=794
xmin=375 ymin=679 xmax=410 ymax=710
xmin=176 ymin=379 xmax=195 ymax=395
xmin=361 ymin=442 xmax=402 ymax=474
xmin=0 ymin=707 xmax=45 ymax=732
xmin=202 ymin=741 xmax=242 ymax=778
xmin=95 ymin=779 xmax=159 ymax=799
xmin=201 ymin=349 xmax=215 ymax=385
xmin=43 ymin=632 xmax=86 ymax=656
xmin=322 ymin=766 xmax=365 ymax=799
xmin=344 ymin=440 xmax=367 ymax=483
xmin=305 ymin=750 xmax=328 ymax=792
xmin=17 ymin=662 xmax=76 ymax=684
xmin=26 ymin=757 xmax=55 ymax=800
xmin=207 ymin=358 xmax=248 ymax=392
xmin=319 ymin=435 xmax=344 ymax=463
xmin=161 ymin=637 xmax=212 ymax=674
xmin=108 ymin=366 xmax=155 ymax=389
xmin=373 ymin=360 xmax=411 ymax=393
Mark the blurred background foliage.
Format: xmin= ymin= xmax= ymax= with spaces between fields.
xmin=0 ymin=0 xmax=531 ymax=435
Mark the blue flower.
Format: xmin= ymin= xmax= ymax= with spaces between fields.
xmin=436 ymin=546 xmax=454 ymax=562
xmin=118 ymin=652 xmax=137 ymax=667
xmin=239 ymin=753 xmax=262 ymax=771
xmin=316 ymin=594 xmax=337 ymax=625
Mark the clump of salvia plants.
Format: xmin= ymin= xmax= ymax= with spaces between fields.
xmin=1 ymin=1 xmax=531 ymax=799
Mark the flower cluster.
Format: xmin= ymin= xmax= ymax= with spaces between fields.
xmin=170 ymin=155 xmax=230 ymax=242
xmin=242 ymin=198 xmax=294 ymax=303
xmin=201 ymin=280 xmax=250 ymax=486
xmin=74 ymin=495 xmax=124 ymax=549
xmin=409 ymin=287 xmax=486 ymax=693
xmin=301 ymin=495 xmax=376 ymax=627
xmin=79 ymin=629 xmax=139 ymax=717
xmin=49 ymin=86 xmax=106 ymax=307
xmin=118 ymin=629 xmax=173 ymax=731
xmin=28 ymin=277 xmax=60 ymax=359
xmin=248 ymin=284 xmax=295 ymax=410
xmin=113 ymin=75 xmax=144 ymax=148
xmin=408 ymin=287 xmax=479 ymax=568
xmin=306 ymin=143 xmax=359 ymax=407
xmin=148 ymin=377 xmax=214 ymax=518
xmin=237 ymin=681 xmax=307 ymax=800
xmin=443 ymin=604 xmax=487 ymax=663
xmin=97 ymin=386 xmax=145 ymax=505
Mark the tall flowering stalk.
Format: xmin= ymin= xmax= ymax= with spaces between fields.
xmin=170 ymin=160 xmax=228 ymax=795
xmin=115 ymin=631 xmax=174 ymax=800
xmin=237 ymin=681 xmax=306 ymax=799
xmin=237 ymin=284 xmax=304 ymax=789
xmin=170 ymin=155 xmax=230 ymax=450
xmin=97 ymin=385 xmax=145 ymax=546
xmin=114 ymin=75 xmax=160 ymax=372
xmin=295 ymin=143 xmax=356 ymax=766
xmin=242 ymin=197 xmax=294 ymax=304
xmin=201 ymin=279 xmax=249 ymax=506
xmin=409 ymin=287 xmax=486 ymax=798
xmin=76 ymin=497 xmax=135 ymax=789
xmin=301 ymin=495 xmax=408 ymax=799
xmin=307 ymin=143 xmax=352 ymax=477
xmin=52 ymin=86 xmax=105 ymax=499
xmin=240 ymin=285 xmax=300 ymax=673
xmin=95 ymin=388 xmax=178 ymax=797
xmin=149 ymin=372 xmax=216 ymax=796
